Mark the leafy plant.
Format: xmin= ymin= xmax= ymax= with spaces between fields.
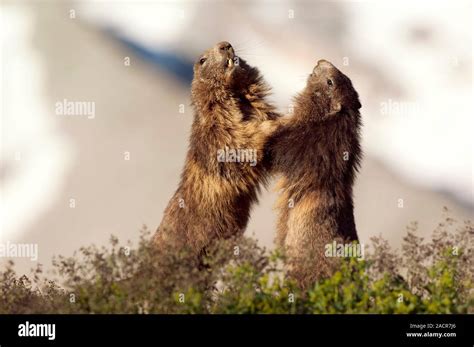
xmin=0 ymin=214 xmax=472 ymax=314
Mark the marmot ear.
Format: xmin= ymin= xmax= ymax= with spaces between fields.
xmin=329 ymin=101 xmax=342 ymax=116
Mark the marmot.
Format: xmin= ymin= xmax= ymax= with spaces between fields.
xmin=266 ymin=60 xmax=362 ymax=286
xmin=154 ymin=41 xmax=279 ymax=254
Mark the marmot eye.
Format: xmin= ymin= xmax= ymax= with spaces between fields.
xmin=327 ymin=79 xmax=333 ymax=86
xmin=199 ymin=57 xmax=207 ymax=65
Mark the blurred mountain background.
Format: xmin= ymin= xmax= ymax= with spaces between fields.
xmin=1 ymin=0 xmax=472 ymax=273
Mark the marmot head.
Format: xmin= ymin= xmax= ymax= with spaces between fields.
xmin=306 ymin=60 xmax=361 ymax=117
xmin=193 ymin=41 xmax=236 ymax=85
xmin=191 ymin=41 xmax=260 ymax=109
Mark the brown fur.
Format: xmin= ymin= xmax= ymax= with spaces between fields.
xmin=266 ymin=60 xmax=362 ymax=286
xmin=154 ymin=42 xmax=279 ymax=254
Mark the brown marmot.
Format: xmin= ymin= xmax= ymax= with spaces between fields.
xmin=266 ymin=60 xmax=362 ymax=286
xmin=154 ymin=41 xmax=279 ymax=254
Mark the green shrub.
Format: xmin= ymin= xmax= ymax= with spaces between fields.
xmin=0 ymin=214 xmax=472 ymax=314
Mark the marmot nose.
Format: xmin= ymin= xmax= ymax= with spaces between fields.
xmin=217 ymin=41 xmax=233 ymax=52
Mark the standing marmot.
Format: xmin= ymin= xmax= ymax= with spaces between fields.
xmin=266 ymin=60 xmax=362 ymax=286
xmin=154 ymin=41 xmax=279 ymax=254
